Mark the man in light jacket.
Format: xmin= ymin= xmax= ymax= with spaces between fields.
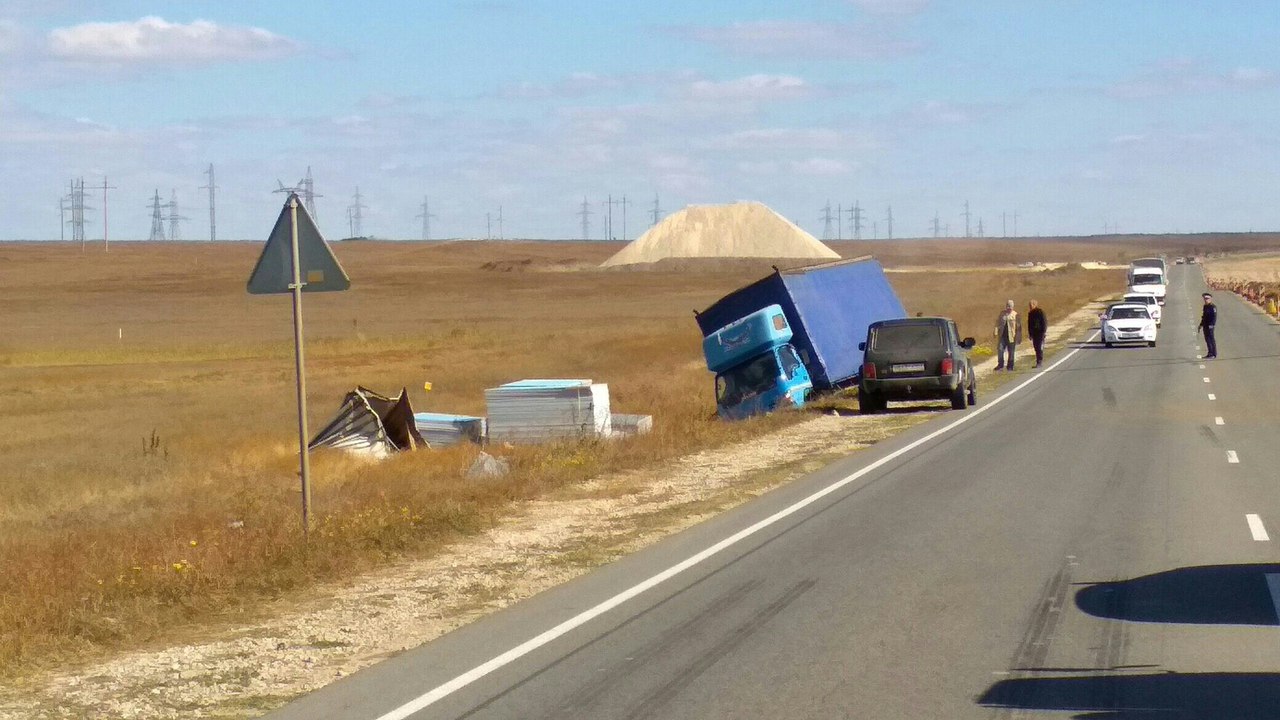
xmin=994 ymin=299 xmax=1022 ymax=370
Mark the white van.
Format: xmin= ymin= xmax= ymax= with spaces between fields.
xmin=1127 ymin=267 xmax=1166 ymax=303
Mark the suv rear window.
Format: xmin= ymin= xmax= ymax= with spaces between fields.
xmin=1131 ymin=274 xmax=1162 ymax=285
xmin=871 ymin=324 xmax=945 ymax=352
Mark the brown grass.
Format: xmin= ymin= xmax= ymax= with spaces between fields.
xmin=0 ymin=238 xmax=1163 ymax=675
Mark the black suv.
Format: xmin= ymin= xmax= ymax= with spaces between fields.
xmin=857 ymin=317 xmax=976 ymax=413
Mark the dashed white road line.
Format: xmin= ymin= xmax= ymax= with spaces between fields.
xmin=1199 ymin=364 xmax=1206 ymax=369
xmin=1203 ymin=377 xmax=1211 ymax=383
xmin=1215 ymin=417 xmax=1225 ymax=425
xmin=1208 ymin=393 xmax=1217 ymax=400
xmin=1248 ymin=514 xmax=1270 ymax=541
xmin=1227 ymin=450 xmax=1240 ymax=464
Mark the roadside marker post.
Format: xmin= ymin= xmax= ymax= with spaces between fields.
xmin=248 ymin=193 xmax=350 ymax=539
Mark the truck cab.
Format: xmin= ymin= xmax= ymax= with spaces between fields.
xmin=703 ymin=304 xmax=813 ymax=420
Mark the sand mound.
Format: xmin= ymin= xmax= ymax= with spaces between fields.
xmin=600 ymin=201 xmax=840 ymax=267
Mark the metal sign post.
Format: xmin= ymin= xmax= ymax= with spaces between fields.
xmin=248 ymin=192 xmax=350 ymax=540
xmin=287 ymin=197 xmax=313 ymax=538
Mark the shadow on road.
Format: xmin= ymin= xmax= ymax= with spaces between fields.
xmin=1074 ymin=564 xmax=1280 ymax=625
xmin=978 ymin=672 xmax=1280 ymax=718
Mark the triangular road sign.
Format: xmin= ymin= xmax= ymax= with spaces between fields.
xmin=248 ymin=193 xmax=351 ymax=294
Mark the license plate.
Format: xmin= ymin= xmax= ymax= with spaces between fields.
xmin=892 ymin=363 xmax=926 ymax=373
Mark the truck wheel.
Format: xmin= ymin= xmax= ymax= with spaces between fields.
xmin=950 ymin=386 xmax=966 ymax=410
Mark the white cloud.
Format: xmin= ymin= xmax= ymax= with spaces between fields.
xmin=683 ymin=74 xmax=812 ymax=102
xmin=789 ymin=158 xmax=850 ymax=175
xmin=48 ymin=16 xmax=300 ymax=63
xmin=849 ymin=0 xmax=930 ymax=15
xmin=1107 ymin=59 xmax=1278 ymax=99
xmin=670 ymin=21 xmax=919 ymax=60
xmin=710 ymin=127 xmax=868 ymax=151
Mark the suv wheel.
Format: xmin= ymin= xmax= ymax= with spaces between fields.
xmin=859 ymin=392 xmax=879 ymax=414
xmin=950 ymin=385 xmax=966 ymax=410
xmin=967 ymin=382 xmax=977 ymax=407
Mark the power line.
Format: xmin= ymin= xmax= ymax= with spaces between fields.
xmin=496 ymin=205 xmax=504 ymax=240
xmin=932 ymin=211 xmax=941 ymax=238
xmin=88 ymin=176 xmax=116 ymax=251
xmin=849 ymin=201 xmax=863 ymax=239
xmin=619 ymin=195 xmax=630 ymax=241
xmin=147 ymin=189 xmax=166 ymax=241
xmin=301 ymin=167 xmax=320 ymax=221
xmin=820 ymin=200 xmax=834 ymax=241
xmin=576 ymin=197 xmax=593 ymax=240
xmin=416 ymin=195 xmax=436 ymax=240
xmin=886 ymin=205 xmax=893 ymax=240
xmin=347 ymin=187 xmax=367 ymax=238
xmin=650 ymin=194 xmax=661 ymax=227
xmin=166 ymin=189 xmax=189 ymax=241
xmin=837 ymin=203 xmax=843 ymax=240
xmin=963 ymin=200 xmax=972 ymax=238
xmin=200 ymin=164 xmax=217 ymax=242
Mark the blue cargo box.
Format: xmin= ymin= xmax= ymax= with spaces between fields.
xmin=695 ymin=257 xmax=906 ymax=389
xmin=702 ymin=304 xmax=793 ymax=373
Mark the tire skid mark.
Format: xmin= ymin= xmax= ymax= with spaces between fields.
xmin=552 ymin=578 xmax=765 ymax=717
xmin=990 ymin=560 xmax=1075 ymax=719
xmin=624 ymin=580 xmax=817 ymax=720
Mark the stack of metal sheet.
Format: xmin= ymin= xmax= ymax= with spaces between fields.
xmin=610 ymin=414 xmax=653 ymax=437
xmin=413 ymin=412 xmax=487 ymax=447
xmin=485 ymin=379 xmax=611 ymax=443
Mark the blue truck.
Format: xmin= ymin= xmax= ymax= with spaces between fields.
xmin=695 ymin=257 xmax=906 ymax=420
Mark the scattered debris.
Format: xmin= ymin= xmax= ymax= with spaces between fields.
xmin=466 ymin=451 xmax=510 ymax=479
xmin=309 ymin=387 xmax=427 ymax=458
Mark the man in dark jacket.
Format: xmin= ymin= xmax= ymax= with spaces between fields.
xmin=1199 ymin=292 xmax=1217 ymax=358
xmin=1027 ymin=300 xmax=1048 ymax=367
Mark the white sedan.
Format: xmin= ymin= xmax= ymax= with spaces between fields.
xmin=1102 ymin=303 xmax=1158 ymax=348
xmin=1123 ymin=292 xmax=1162 ymax=326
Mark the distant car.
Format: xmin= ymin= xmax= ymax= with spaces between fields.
xmin=1122 ymin=292 xmax=1162 ymax=326
xmin=1102 ymin=303 xmax=1157 ymax=348
xmin=858 ymin=317 xmax=976 ymax=413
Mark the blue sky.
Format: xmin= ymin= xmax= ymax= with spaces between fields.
xmin=3 ymin=0 xmax=1280 ymax=241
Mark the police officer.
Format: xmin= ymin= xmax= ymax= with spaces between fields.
xmin=1199 ymin=292 xmax=1217 ymax=359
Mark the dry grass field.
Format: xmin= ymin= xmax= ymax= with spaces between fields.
xmin=0 ymin=238 xmax=1139 ymax=676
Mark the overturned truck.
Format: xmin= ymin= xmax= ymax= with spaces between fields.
xmin=695 ymin=257 xmax=906 ymax=420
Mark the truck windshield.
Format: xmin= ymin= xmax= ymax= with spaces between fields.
xmin=716 ymin=353 xmax=781 ymax=405
xmin=778 ymin=345 xmax=803 ymax=380
xmin=871 ymin=324 xmax=944 ymax=353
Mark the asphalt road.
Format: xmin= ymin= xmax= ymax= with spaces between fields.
xmin=264 ymin=263 xmax=1280 ymax=719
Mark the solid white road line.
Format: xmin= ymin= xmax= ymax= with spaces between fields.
xmin=1248 ymin=514 xmax=1270 ymax=541
xmin=1208 ymin=394 xmax=1217 ymax=400
xmin=366 ymin=333 xmax=1103 ymax=720
xmin=1215 ymin=417 xmax=1225 ymax=425
xmin=1227 ymin=451 xmax=1240 ymax=464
